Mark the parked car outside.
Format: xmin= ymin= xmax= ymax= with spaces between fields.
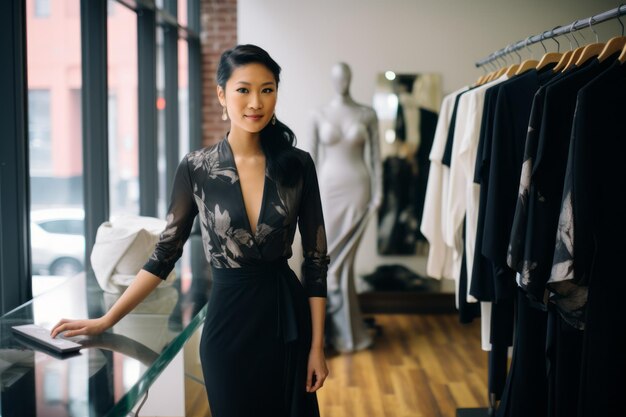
xmin=31 ymin=208 xmax=85 ymax=277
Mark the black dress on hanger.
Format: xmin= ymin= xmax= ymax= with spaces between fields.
xmin=470 ymin=81 xmax=508 ymax=401
xmin=514 ymin=56 xmax=617 ymax=417
xmin=552 ymin=60 xmax=626 ymax=417
xmin=485 ymin=65 xmax=554 ymax=417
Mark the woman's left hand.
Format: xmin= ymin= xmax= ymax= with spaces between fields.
xmin=306 ymin=347 xmax=328 ymax=393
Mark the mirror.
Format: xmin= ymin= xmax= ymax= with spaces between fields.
xmin=357 ymin=72 xmax=453 ymax=304
xmin=373 ymin=72 xmax=442 ymax=256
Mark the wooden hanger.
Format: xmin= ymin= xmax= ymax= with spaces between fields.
xmin=475 ymin=72 xmax=492 ymax=86
xmin=574 ymin=42 xmax=606 ymax=66
xmin=552 ymin=49 xmax=573 ymax=72
xmin=573 ymin=17 xmax=605 ymax=67
xmin=504 ymin=64 xmax=520 ymax=77
xmin=598 ymin=36 xmax=626 ymax=62
xmin=562 ymin=46 xmax=584 ymax=71
xmin=619 ymin=43 xmax=626 ymax=63
xmin=493 ymin=65 xmax=508 ymax=79
xmin=536 ymin=52 xmax=562 ymax=71
xmin=515 ymin=59 xmax=538 ymax=75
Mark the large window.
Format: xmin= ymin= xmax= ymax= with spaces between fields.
xmin=28 ymin=90 xmax=52 ymax=176
xmin=15 ymin=0 xmax=201 ymax=303
xmin=179 ymin=38 xmax=189 ymax=158
xmin=157 ymin=26 xmax=167 ymax=218
xmin=27 ymin=0 xmax=85 ymax=293
xmin=108 ymin=1 xmax=140 ymax=218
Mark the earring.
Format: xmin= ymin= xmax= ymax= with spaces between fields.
xmin=271 ymin=114 xmax=276 ymax=125
xmin=221 ymin=107 xmax=228 ymax=121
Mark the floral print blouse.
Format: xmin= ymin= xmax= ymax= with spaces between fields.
xmin=142 ymin=136 xmax=329 ymax=298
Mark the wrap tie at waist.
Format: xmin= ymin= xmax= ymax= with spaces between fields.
xmin=210 ymin=258 xmax=299 ymax=344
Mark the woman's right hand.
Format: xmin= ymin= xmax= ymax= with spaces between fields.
xmin=50 ymin=317 xmax=110 ymax=338
xmin=50 ymin=270 xmax=163 ymax=339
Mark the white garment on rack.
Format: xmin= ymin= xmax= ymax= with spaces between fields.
xmin=421 ymin=86 xmax=468 ymax=282
xmin=444 ymin=75 xmax=509 ymax=307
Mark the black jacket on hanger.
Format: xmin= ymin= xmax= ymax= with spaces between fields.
xmin=518 ymin=56 xmax=618 ymax=314
xmin=482 ymin=69 xmax=548 ymax=302
xmin=512 ymin=57 xmax=619 ymax=417
xmin=491 ymin=66 xmax=559 ymax=417
xmin=558 ymin=60 xmax=626 ymax=417
xmin=507 ymin=69 xmax=571 ymax=281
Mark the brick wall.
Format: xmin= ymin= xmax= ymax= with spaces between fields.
xmin=200 ymin=0 xmax=237 ymax=146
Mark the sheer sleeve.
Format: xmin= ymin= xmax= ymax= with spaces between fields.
xmin=143 ymin=156 xmax=199 ymax=279
xmin=298 ymin=153 xmax=330 ymax=298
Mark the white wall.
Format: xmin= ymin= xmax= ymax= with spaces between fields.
xmin=238 ymin=0 xmax=621 ymax=277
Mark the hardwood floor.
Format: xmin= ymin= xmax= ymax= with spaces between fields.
xmin=184 ymin=314 xmax=488 ymax=417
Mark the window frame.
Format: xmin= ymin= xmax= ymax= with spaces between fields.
xmin=1 ymin=0 xmax=202 ymax=312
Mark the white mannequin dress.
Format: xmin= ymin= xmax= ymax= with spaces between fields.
xmin=310 ymin=94 xmax=381 ymax=352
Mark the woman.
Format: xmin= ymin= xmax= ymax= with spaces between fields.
xmin=51 ymin=44 xmax=330 ymax=417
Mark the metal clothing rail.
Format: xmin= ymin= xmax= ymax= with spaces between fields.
xmin=475 ymin=5 xmax=626 ymax=68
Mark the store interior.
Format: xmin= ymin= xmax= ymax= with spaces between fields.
xmin=1 ymin=1 xmax=624 ymax=416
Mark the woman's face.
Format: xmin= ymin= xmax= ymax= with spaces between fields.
xmin=217 ymin=63 xmax=277 ymax=138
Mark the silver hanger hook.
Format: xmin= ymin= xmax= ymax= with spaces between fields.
xmin=562 ymin=31 xmax=574 ymax=51
xmin=513 ymin=45 xmax=522 ymax=63
xmin=539 ymin=32 xmax=548 ymax=53
xmin=484 ymin=55 xmax=492 ymax=71
xmin=524 ymin=36 xmax=534 ymax=59
xmin=490 ymin=55 xmax=499 ymax=70
xmin=588 ymin=17 xmax=599 ymax=43
xmin=485 ymin=54 xmax=495 ymax=71
xmin=507 ymin=44 xmax=517 ymax=63
xmin=570 ymin=20 xmax=581 ymax=48
xmin=496 ymin=53 xmax=506 ymax=68
xmin=577 ymin=19 xmax=587 ymax=42
xmin=500 ymin=52 xmax=508 ymax=67
xmin=551 ymin=26 xmax=561 ymax=52
xmin=483 ymin=54 xmax=490 ymax=69
xmin=500 ymin=47 xmax=507 ymax=65
xmin=617 ymin=5 xmax=624 ymax=36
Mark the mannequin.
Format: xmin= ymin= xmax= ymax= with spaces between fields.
xmin=309 ymin=62 xmax=382 ymax=352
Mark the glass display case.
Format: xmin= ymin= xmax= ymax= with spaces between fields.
xmin=0 ymin=272 xmax=207 ymax=417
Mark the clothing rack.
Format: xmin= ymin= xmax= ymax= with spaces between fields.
xmin=475 ymin=5 xmax=626 ymax=68
xmin=459 ymin=6 xmax=626 ymax=417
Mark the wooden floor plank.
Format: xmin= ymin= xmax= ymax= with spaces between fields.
xmin=186 ymin=313 xmax=488 ymax=417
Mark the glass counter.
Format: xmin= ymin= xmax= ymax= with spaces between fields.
xmin=0 ymin=272 xmax=208 ymax=417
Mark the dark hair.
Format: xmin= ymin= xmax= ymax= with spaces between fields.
xmin=217 ymin=44 xmax=302 ymax=187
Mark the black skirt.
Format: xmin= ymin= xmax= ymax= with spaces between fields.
xmin=200 ymin=258 xmax=320 ymax=417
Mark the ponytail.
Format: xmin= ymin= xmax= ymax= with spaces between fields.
xmin=259 ymin=118 xmax=302 ymax=187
